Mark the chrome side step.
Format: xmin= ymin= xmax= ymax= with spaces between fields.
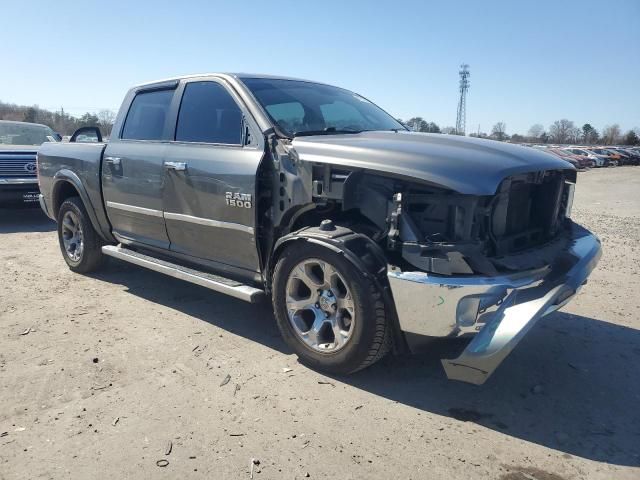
xmin=101 ymin=245 xmax=264 ymax=303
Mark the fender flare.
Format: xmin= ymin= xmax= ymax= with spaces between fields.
xmin=52 ymin=170 xmax=113 ymax=242
xmin=267 ymin=225 xmax=407 ymax=353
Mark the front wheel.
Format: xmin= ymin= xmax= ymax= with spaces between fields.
xmin=272 ymin=242 xmax=392 ymax=374
xmin=57 ymin=197 xmax=105 ymax=273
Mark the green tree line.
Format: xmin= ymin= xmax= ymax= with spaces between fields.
xmin=397 ymin=116 xmax=639 ymax=145
xmin=0 ymin=100 xmax=115 ymax=136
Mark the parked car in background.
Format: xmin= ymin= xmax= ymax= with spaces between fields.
xmin=608 ymin=147 xmax=640 ymax=165
xmin=563 ymin=147 xmax=605 ymax=167
xmin=568 ymin=151 xmax=596 ymax=169
xmin=0 ymin=120 xmax=58 ymax=207
xmin=588 ymin=148 xmax=620 ymax=166
xmin=624 ymin=148 xmax=640 ymax=164
xmin=546 ymin=148 xmax=592 ymax=169
xmin=532 ymin=146 xmax=579 ymax=168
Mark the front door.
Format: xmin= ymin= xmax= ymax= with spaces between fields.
xmin=102 ymin=88 xmax=175 ymax=249
xmin=162 ymin=79 xmax=263 ymax=272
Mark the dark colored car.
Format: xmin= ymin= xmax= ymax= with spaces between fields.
xmin=625 ymin=148 xmax=640 ymax=164
xmin=0 ymin=120 xmax=58 ymax=207
xmin=609 ymin=148 xmax=640 ymax=165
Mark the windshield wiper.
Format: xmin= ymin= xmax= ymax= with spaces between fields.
xmin=292 ymin=127 xmax=363 ymax=137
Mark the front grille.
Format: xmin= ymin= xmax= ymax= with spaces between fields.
xmin=491 ymin=171 xmax=565 ymax=256
xmin=0 ymin=151 xmax=38 ymax=177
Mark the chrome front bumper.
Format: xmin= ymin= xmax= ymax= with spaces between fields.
xmin=388 ymin=223 xmax=602 ymax=385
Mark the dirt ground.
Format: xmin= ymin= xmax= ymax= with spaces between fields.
xmin=1 ymin=168 xmax=639 ymax=480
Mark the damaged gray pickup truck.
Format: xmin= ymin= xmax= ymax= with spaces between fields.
xmin=37 ymin=74 xmax=601 ymax=384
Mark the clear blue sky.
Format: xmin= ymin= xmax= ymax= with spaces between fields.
xmin=2 ymin=0 xmax=639 ymax=135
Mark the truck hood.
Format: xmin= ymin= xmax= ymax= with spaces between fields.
xmin=291 ymin=131 xmax=574 ymax=195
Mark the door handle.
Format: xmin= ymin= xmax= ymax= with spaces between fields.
xmin=104 ymin=156 xmax=121 ymax=166
xmin=164 ymin=161 xmax=187 ymax=171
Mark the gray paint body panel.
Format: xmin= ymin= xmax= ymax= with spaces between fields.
xmin=37 ymin=142 xmax=114 ymax=241
xmin=159 ymin=76 xmax=265 ymax=273
xmin=162 ymin=141 xmax=263 ymax=272
xmin=292 ymin=131 xmax=574 ymax=195
xmin=102 ymin=140 xmax=170 ymax=249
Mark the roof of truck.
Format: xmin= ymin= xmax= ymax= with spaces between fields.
xmin=133 ymin=73 xmax=329 ymax=89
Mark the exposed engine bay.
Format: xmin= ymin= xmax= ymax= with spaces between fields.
xmin=300 ymin=163 xmax=577 ymax=276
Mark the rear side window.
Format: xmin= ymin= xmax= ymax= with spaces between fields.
xmin=175 ymin=82 xmax=243 ymax=144
xmin=121 ymin=89 xmax=173 ymax=140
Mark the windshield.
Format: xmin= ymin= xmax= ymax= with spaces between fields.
xmin=0 ymin=122 xmax=55 ymax=146
xmin=241 ymin=78 xmax=406 ymax=137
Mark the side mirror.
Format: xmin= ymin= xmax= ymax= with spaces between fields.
xmin=70 ymin=126 xmax=103 ymax=143
xmin=241 ymin=115 xmax=252 ymax=146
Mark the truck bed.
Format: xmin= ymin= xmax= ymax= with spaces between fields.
xmin=38 ymin=141 xmax=112 ymax=239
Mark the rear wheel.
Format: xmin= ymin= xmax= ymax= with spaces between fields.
xmin=272 ymin=242 xmax=392 ymax=374
xmin=57 ymin=197 xmax=105 ymax=273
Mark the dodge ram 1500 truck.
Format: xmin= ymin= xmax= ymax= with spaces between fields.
xmin=37 ymin=74 xmax=601 ymax=384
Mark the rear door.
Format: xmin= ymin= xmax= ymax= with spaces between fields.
xmin=102 ymin=86 xmax=176 ymax=249
xmin=162 ymin=78 xmax=263 ymax=273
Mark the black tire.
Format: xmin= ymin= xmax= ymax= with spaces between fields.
xmin=272 ymin=242 xmax=392 ymax=374
xmin=57 ymin=196 xmax=105 ymax=273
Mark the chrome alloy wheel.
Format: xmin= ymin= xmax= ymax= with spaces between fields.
xmin=61 ymin=210 xmax=84 ymax=262
xmin=285 ymin=258 xmax=356 ymax=352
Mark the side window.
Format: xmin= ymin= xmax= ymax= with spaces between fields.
xmin=265 ymin=102 xmax=305 ymax=133
xmin=121 ymin=89 xmax=173 ymax=140
xmin=175 ymin=82 xmax=243 ymax=144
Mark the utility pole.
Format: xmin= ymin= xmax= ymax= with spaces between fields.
xmin=455 ymin=64 xmax=470 ymax=136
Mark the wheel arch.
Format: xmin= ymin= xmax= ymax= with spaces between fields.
xmin=51 ymin=170 xmax=113 ymax=242
xmin=267 ymin=225 xmax=407 ymax=353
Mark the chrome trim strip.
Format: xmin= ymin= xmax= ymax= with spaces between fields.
xmin=164 ymin=212 xmax=254 ymax=235
xmin=101 ymin=245 xmax=263 ymax=303
xmin=104 ymin=202 xmax=254 ymax=234
xmin=565 ymin=182 xmax=575 ymax=218
xmin=0 ymin=178 xmax=38 ymax=184
xmin=105 ymin=201 xmax=163 ymax=218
